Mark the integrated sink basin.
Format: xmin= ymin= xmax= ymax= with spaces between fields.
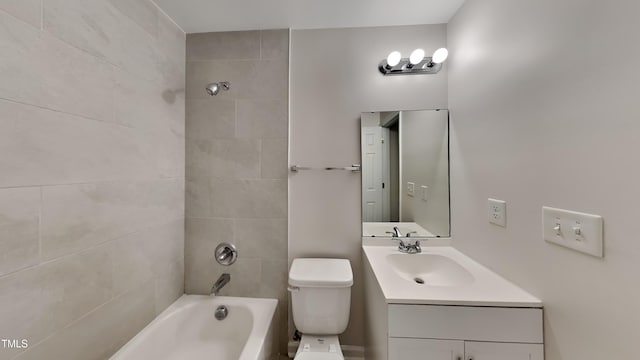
xmin=386 ymin=253 xmax=475 ymax=287
xmin=363 ymin=244 xmax=542 ymax=307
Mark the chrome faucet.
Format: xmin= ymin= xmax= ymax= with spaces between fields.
xmin=387 ymin=226 xmax=422 ymax=254
xmin=398 ymin=238 xmax=422 ymax=254
xmin=211 ymin=273 xmax=231 ymax=296
xmin=392 ymin=226 xmax=403 ymax=237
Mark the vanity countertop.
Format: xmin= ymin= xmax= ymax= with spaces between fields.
xmin=363 ymin=244 xmax=542 ymax=307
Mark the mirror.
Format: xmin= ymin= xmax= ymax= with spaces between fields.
xmin=361 ymin=109 xmax=450 ymax=238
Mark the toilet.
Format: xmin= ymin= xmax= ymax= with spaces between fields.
xmin=288 ymin=258 xmax=353 ymax=360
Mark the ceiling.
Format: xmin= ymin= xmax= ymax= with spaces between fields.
xmin=152 ymin=0 xmax=466 ymax=33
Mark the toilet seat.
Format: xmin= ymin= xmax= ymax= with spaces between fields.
xmin=294 ymin=335 xmax=344 ymax=360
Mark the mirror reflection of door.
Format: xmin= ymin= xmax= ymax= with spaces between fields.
xmin=361 ymin=112 xmax=400 ymax=222
xmin=361 ymin=109 xmax=450 ymax=238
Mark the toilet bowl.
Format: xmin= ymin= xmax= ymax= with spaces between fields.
xmin=288 ymin=258 xmax=353 ymax=360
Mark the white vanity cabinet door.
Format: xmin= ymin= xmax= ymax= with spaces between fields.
xmin=464 ymin=341 xmax=544 ymax=360
xmin=389 ymin=338 xmax=464 ymax=360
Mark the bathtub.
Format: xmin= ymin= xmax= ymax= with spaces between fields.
xmin=110 ymin=295 xmax=278 ymax=360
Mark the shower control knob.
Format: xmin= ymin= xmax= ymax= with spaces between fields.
xmin=215 ymin=243 xmax=238 ymax=266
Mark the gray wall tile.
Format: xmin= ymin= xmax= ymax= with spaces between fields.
xmin=184 ymin=218 xmax=234 ymax=293
xmin=41 ymin=180 xmax=183 ymax=260
xmin=209 ymin=139 xmax=261 ymax=178
xmin=0 ymin=2 xmax=185 ymax=359
xmin=235 ymin=219 xmax=287 ymax=260
xmin=209 ymin=179 xmax=287 ymax=218
xmin=186 ymin=59 xmax=287 ymax=100
xmin=0 ymin=188 xmax=40 ymax=276
xmin=185 ymin=29 xmax=288 ymax=355
xmin=110 ymin=219 xmax=184 ymax=297
xmin=0 ymin=0 xmax=41 ymax=28
xmin=186 ymin=99 xmax=236 ymax=139
xmin=107 ymin=0 xmax=158 ymax=38
xmin=114 ymin=69 xmax=185 ymax=133
xmin=14 ymin=283 xmax=156 ymax=360
xmin=0 ymin=246 xmax=113 ymax=357
xmin=43 ymin=0 xmax=181 ymax=86
xmin=260 ymin=29 xmax=289 ymax=60
xmin=187 ymin=31 xmax=260 ymax=60
xmin=0 ymin=100 xmax=159 ymax=187
xmin=236 ymin=99 xmax=288 ymax=138
xmin=186 ymin=175 xmax=211 ymax=218
xmin=261 ymin=138 xmax=289 ymax=179
xmin=0 ymin=12 xmax=114 ymax=122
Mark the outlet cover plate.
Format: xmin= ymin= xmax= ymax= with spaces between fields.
xmin=407 ymin=182 xmax=415 ymax=197
xmin=421 ymin=185 xmax=428 ymax=201
xmin=542 ymin=206 xmax=603 ymax=258
xmin=488 ymin=198 xmax=506 ymax=227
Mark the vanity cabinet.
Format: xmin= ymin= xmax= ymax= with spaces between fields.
xmin=387 ymin=304 xmax=544 ymax=360
xmin=389 ymin=338 xmax=543 ymax=360
xmin=362 ymin=246 xmax=545 ymax=360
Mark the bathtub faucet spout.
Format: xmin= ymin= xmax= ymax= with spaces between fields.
xmin=211 ymin=273 xmax=231 ymax=296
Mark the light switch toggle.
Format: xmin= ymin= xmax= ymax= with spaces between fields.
xmin=553 ymin=223 xmax=561 ymax=235
xmin=573 ymin=226 xmax=582 ymax=236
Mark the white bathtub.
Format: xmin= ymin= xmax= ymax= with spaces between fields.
xmin=111 ymin=295 xmax=278 ymax=360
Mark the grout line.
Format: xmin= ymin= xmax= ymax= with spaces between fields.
xmin=0 ymin=96 xmax=135 ymax=130
xmin=0 ymin=176 xmax=185 ymax=191
xmin=234 ymin=99 xmax=238 ymax=138
xmin=38 ymin=186 xmax=43 ymax=264
xmin=0 ymin=215 xmax=186 ymax=281
xmin=259 ymin=30 xmax=263 ymax=59
xmin=0 ymin=5 xmax=40 ymax=30
xmin=14 ymin=282 xmax=149 ymax=356
xmin=186 ymin=216 xmax=287 ymax=221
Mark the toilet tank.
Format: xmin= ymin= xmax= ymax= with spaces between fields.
xmin=289 ymin=258 xmax=353 ymax=335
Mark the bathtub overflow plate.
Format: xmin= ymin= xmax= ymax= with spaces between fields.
xmin=215 ymin=305 xmax=228 ymax=320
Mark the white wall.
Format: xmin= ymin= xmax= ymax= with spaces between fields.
xmin=290 ymin=24 xmax=447 ymax=346
xmin=400 ymin=110 xmax=450 ymax=235
xmin=448 ymin=0 xmax=640 ymax=359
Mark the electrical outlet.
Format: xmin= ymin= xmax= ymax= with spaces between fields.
xmin=421 ymin=185 xmax=428 ymax=201
xmin=488 ymin=198 xmax=507 ymax=227
xmin=407 ymin=182 xmax=415 ymax=197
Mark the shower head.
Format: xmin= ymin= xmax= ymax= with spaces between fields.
xmin=205 ymin=81 xmax=230 ymax=96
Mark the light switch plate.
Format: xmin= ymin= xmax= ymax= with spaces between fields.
xmin=407 ymin=182 xmax=415 ymax=197
xmin=421 ymin=185 xmax=428 ymax=201
xmin=488 ymin=198 xmax=506 ymax=227
xmin=542 ymin=206 xmax=603 ymax=258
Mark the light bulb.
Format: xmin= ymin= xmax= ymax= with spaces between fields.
xmin=431 ymin=48 xmax=449 ymax=64
xmin=409 ymin=48 xmax=425 ymax=65
xmin=386 ymin=51 xmax=401 ymax=67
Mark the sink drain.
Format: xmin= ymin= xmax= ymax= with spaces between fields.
xmin=414 ymin=277 xmax=425 ymax=285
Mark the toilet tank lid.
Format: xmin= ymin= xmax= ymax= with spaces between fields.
xmin=289 ymin=258 xmax=353 ymax=288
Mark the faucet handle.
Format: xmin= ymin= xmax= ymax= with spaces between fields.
xmin=406 ymin=231 xmax=418 ymax=237
xmin=215 ymin=243 xmax=238 ymax=266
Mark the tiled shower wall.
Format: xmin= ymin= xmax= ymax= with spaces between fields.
xmin=184 ymin=30 xmax=289 ymax=352
xmin=0 ymin=1 xmax=185 ymax=359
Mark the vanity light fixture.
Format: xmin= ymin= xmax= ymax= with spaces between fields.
xmin=378 ymin=47 xmax=448 ymax=75
xmin=386 ymin=51 xmax=402 ymax=68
